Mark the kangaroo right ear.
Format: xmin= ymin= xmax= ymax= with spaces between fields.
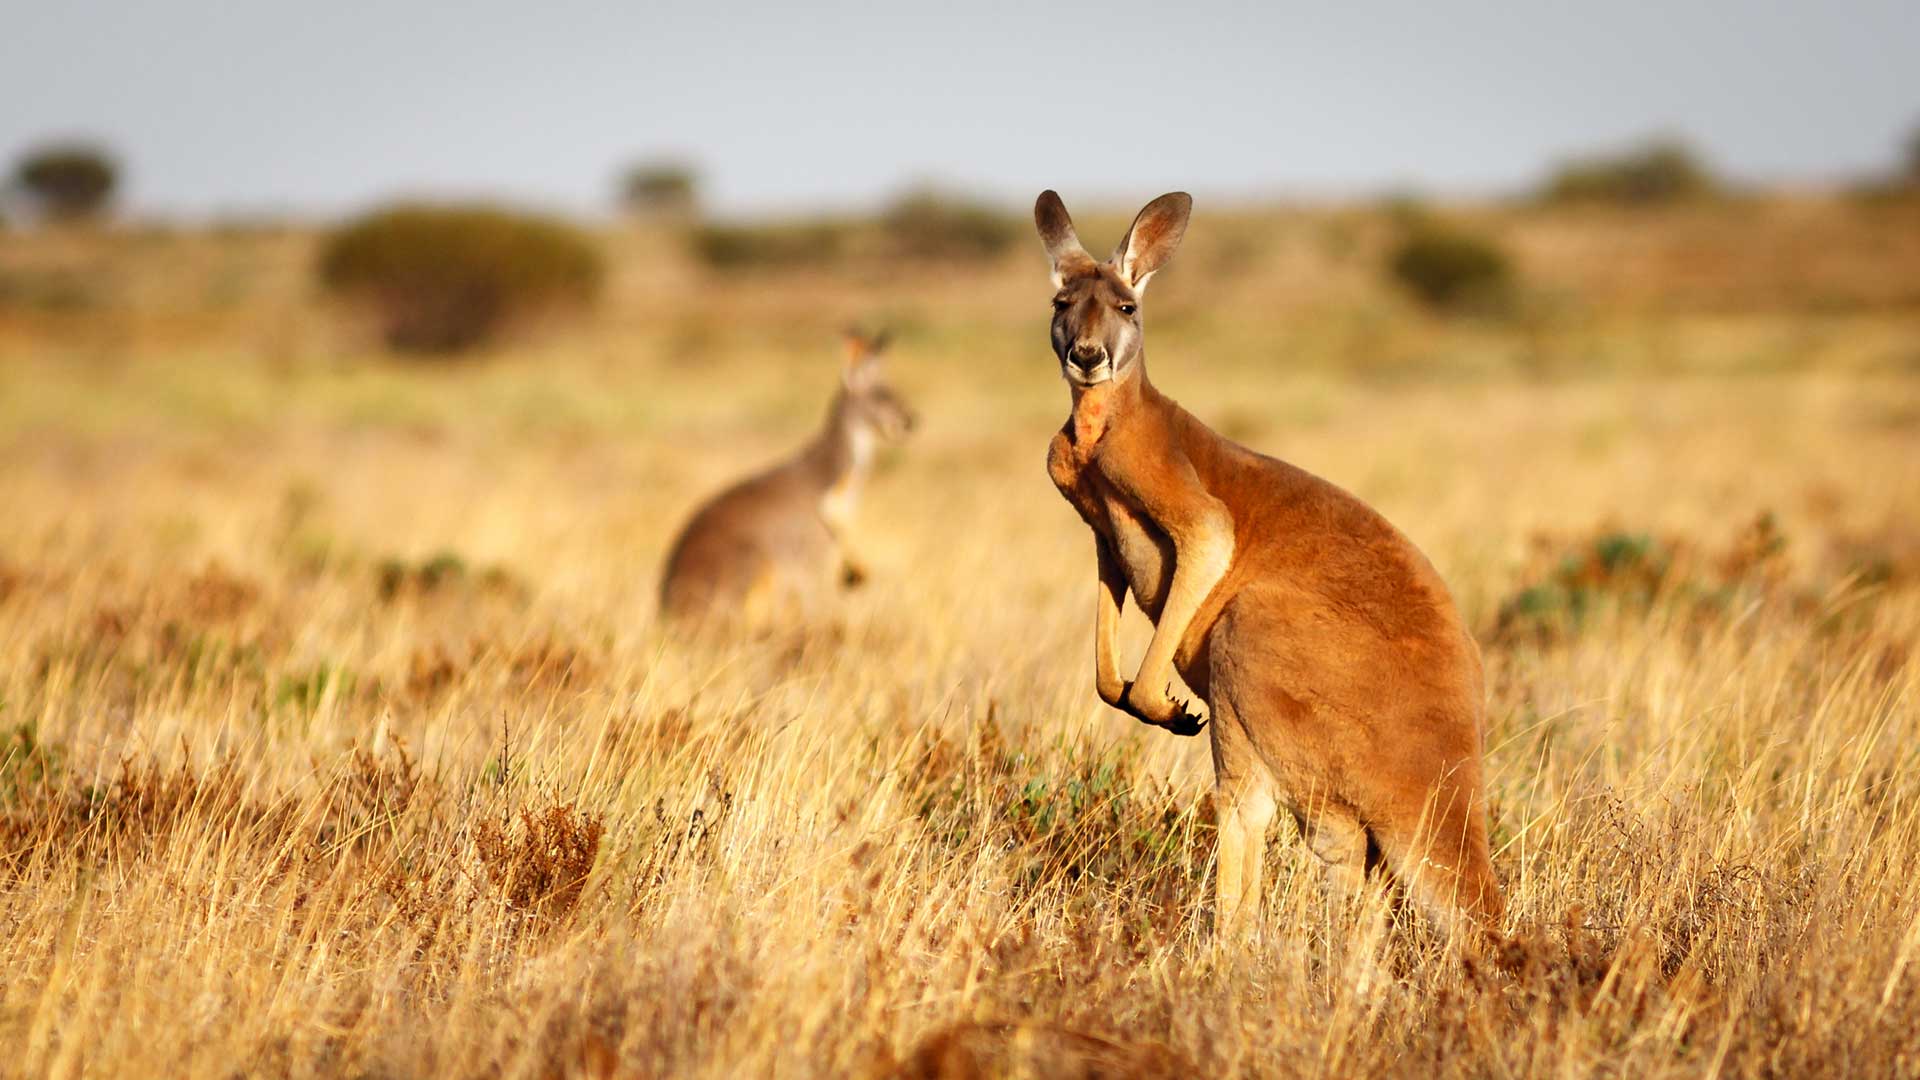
xmin=1112 ymin=192 xmax=1192 ymax=295
xmin=1034 ymin=190 xmax=1095 ymax=286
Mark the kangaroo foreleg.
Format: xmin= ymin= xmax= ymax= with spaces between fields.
xmin=1110 ymin=465 xmax=1233 ymax=734
xmin=1093 ymin=536 xmax=1129 ymax=708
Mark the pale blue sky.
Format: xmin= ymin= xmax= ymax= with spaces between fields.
xmin=4 ymin=0 xmax=1914 ymax=219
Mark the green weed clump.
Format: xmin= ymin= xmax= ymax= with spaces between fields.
xmin=1493 ymin=514 xmax=1792 ymax=646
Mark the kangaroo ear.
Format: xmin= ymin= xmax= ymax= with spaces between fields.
xmin=1112 ymin=192 xmax=1192 ymax=294
xmin=842 ymin=328 xmax=882 ymax=386
xmin=1034 ymin=190 xmax=1095 ymax=286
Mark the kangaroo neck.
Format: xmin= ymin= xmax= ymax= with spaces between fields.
xmin=1069 ymin=358 xmax=1151 ymax=451
xmin=805 ymin=392 xmax=874 ymax=487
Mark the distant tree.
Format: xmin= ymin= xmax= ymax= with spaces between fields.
xmin=1542 ymin=138 xmax=1718 ymax=206
xmin=620 ymin=161 xmax=699 ymax=218
xmin=1905 ymin=123 xmax=1920 ymax=186
xmin=12 ymin=143 xmax=119 ymax=222
xmin=318 ymin=203 xmax=604 ymax=354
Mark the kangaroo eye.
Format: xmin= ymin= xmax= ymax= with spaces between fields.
xmin=1118 ymin=303 xmax=1138 ymax=316
xmin=1051 ymin=297 xmax=1070 ymax=312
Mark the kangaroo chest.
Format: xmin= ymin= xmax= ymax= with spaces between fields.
xmin=1048 ymin=428 xmax=1175 ymax=619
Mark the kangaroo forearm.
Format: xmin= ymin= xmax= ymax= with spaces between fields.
xmin=1094 ymin=540 xmax=1128 ymax=703
xmin=1126 ymin=528 xmax=1233 ymax=719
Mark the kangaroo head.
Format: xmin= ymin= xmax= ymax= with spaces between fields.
xmin=1033 ymin=190 xmax=1191 ymax=388
xmin=837 ymin=330 xmax=916 ymax=442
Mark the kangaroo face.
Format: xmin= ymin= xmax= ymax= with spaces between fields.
xmin=1050 ymin=265 xmax=1140 ymax=387
xmin=1033 ymin=190 xmax=1191 ymax=389
xmin=842 ymin=350 xmax=917 ymax=443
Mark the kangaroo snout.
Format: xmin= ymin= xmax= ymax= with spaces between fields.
xmin=1068 ymin=341 xmax=1108 ymax=369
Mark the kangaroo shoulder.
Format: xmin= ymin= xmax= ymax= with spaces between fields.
xmin=1046 ymin=427 xmax=1082 ymax=494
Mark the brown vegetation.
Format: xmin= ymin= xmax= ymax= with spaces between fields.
xmin=0 ymin=192 xmax=1916 ymax=1076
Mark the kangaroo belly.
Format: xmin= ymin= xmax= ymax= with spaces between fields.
xmin=1107 ymin=500 xmax=1174 ymax=619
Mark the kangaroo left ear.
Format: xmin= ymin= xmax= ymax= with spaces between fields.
xmin=1035 ymin=190 xmax=1097 ymax=288
xmin=1112 ymin=192 xmax=1192 ymax=294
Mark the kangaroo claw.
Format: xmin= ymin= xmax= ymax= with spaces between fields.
xmin=1162 ymin=710 xmax=1207 ymax=737
xmin=1116 ymin=681 xmax=1208 ymax=737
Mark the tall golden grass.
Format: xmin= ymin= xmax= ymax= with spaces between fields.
xmin=1 ymin=195 xmax=1918 ymax=1076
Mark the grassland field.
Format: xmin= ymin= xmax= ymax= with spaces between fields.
xmin=1 ymin=193 xmax=1918 ymax=1077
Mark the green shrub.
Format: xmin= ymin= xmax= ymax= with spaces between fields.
xmin=12 ymin=143 xmax=118 ymax=222
xmin=1491 ymin=515 xmax=1791 ymax=646
xmin=692 ymin=219 xmax=851 ymax=271
xmin=1496 ymin=532 xmax=1672 ymax=644
xmin=318 ymin=204 xmax=603 ymax=353
xmin=1542 ymin=139 xmax=1719 ymax=206
xmin=879 ymin=189 xmax=1018 ymax=261
xmin=621 ymin=161 xmax=699 ymax=218
xmin=1387 ymin=225 xmax=1515 ymax=313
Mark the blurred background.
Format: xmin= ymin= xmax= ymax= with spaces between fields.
xmin=1 ymin=0 xmax=1916 ymax=605
xmin=2 ymin=6 xmax=1920 ymax=1074
xmin=3 ymin=0 xmax=1918 ymax=664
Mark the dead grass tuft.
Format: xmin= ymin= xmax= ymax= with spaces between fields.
xmin=474 ymin=801 xmax=605 ymax=922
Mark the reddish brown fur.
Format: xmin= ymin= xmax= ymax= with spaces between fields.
xmin=1035 ymin=190 xmax=1502 ymax=938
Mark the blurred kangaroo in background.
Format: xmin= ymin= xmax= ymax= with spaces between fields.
xmin=660 ymin=330 xmax=916 ymax=627
xmin=1033 ymin=191 xmax=1502 ymax=941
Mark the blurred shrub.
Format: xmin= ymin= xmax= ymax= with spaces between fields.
xmin=0 ymin=267 xmax=107 ymax=313
xmin=692 ymin=219 xmax=850 ymax=271
xmin=620 ymin=160 xmax=699 ymax=218
xmin=1497 ymin=531 xmax=1671 ymax=644
xmin=1492 ymin=514 xmax=1791 ymax=647
xmin=879 ymin=189 xmax=1018 ymax=261
xmin=12 ymin=142 xmax=118 ymax=222
xmin=1541 ymin=139 xmax=1719 ymax=206
xmin=1387 ymin=224 xmax=1515 ymax=313
xmin=693 ymin=190 xmax=1016 ymax=272
xmin=318 ymin=204 xmax=603 ymax=353
xmin=1906 ymin=124 xmax=1920 ymax=187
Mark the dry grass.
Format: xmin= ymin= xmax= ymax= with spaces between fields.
xmin=1 ymin=196 xmax=1918 ymax=1077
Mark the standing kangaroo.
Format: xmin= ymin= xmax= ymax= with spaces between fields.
xmin=1034 ymin=191 xmax=1502 ymax=937
xmin=659 ymin=331 xmax=915 ymax=626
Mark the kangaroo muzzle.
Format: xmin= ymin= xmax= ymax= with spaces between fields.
xmin=1066 ymin=341 xmax=1110 ymax=382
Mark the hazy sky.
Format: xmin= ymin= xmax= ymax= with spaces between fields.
xmin=4 ymin=0 xmax=1915 ymax=219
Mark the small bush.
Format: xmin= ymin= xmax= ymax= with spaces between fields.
xmin=474 ymin=802 xmax=605 ymax=922
xmin=318 ymin=204 xmax=604 ymax=354
xmin=1905 ymin=124 xmax=1920 ymax=187
xmin=621 ymin=161 xmax=699 ymax=218
xmin=1388 ymin=225 xmax=1515 ymax=313
xmin=692 ymin=219 xmax=851 ymax=271
xmin=879 ymin=189 xmax=1018 ymax=261
xmin=1542 ymin=139 xmax=1719 ymax=206
xmin=11 ymin=142 xmax=118 ymax=222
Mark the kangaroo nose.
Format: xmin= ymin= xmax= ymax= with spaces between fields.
xmin=1069 ymin=342 xmax=1107 ymax=369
